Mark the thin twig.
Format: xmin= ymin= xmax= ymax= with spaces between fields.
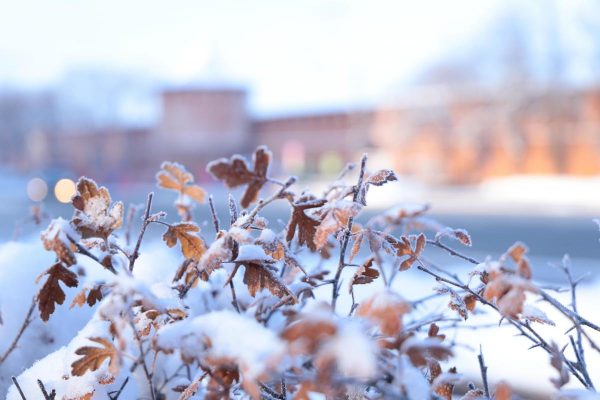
xmin=208 ymin=195 xmax=221 ymax=233
xmin=478 ymin=346 xmax=490 ymax=398
xmin=332 ymin=154 xmax=367 ymax=311
xmin=427 ymin=239 xmax=479 ymax=265
xmin=129 ymin=319 xmax=156 ymax=400
xmin=11 ymin=376 xmax=26 ymax=400
xmin=0 ymin=297 xmax=36 ymax=365
xmin=66 ymin=234 xmax=116 ymax=273
xmin=415 ymin=260 xmax=589 ymax=388
xmin=241 ymin=177 xmax=297 ymax=229
xmin=109 ymin=376 xmax=130 ymax=400
xmin=129 ymin=192 xmax=154 ymax=272
xmin=37 ymin=379 xmax=56 ymax=400
xmin=229 ymin=280 xmax=241 ymax=313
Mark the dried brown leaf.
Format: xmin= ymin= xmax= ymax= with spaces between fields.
xmin=286 ymin=197 xmax=327 ymax=252
xmin=349 ymin=257 xmax=379 ymax=292
xmin=37 ymin=262 xmax=78 ymax=321
xmin=242 ymin=262 xmax=295 ymax=300
xmin=435 ymin=227 xmax=472 ymax=246
xmin=157 ymin=161 xmax=206 ymax=204
xmin=207 ymin=146 xmax=272 ymax=208
xmin=41 ymin=221 xmax=76 ymax=266
xmin=71 ymin=337 xmax=119 ymax=376
xmin=163 ymin=223 xmax=206 ymax=261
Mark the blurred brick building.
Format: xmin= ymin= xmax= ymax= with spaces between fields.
xmin=11 ymin=84 xmax=600 ymax=184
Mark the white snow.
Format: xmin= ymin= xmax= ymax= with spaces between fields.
xmin=319 ymin=320 xmax=377 ymax=379
xmin=155 ymin=310 xmax=285 ymax=380
xmin=235 ymin=244 xmax=271 ymax=262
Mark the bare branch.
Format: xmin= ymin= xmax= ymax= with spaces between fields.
xmin=0 ymin=297 xmax=36 ymax=365
xmin=332 ymin=154 xmax=367 ymax=311
xmin=129 ymin=192 xmax=154 ymax=272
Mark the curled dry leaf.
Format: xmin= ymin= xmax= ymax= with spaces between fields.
xmin=41 ymin=219 xmax=76 ymax=266
xmin=37 ymin=262 xmax=79 ymax=321
xmin=71 ymin=337 xmax=119 ymax=377
xmin=504 ymin=241 xmax=532 ymax=279
xmin=163 ymin=223 xmax=206 ymax=261
xmin=356 ymin=290 xmax=411 ymax=336
xmin=70 ymin=284 xmax=104 ymax=309
xmin=356 ymin=169 xmax=398 ymax=205
xmin=435 ymin=227 xmax=472 ymax=247
xmin=207 ymin=146 xmax=272 ymax=208
xmin=157 ymin=161 xmax=206 ymax=203
xmin=71 ymin=177 xmax=123 ymax=240
xmin=349 ymin=257 xmax=379 ymax=292
xmin=366 ymin=169 xmax=398 ymax=186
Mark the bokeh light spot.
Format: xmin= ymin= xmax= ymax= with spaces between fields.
xmin=54 ymin=178 xmax=76 ymax=203
xmin=26 ymin=177 xmax=48 ymax=202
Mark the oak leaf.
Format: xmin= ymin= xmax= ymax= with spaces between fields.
xmin=207 ymin=146 xmax=272 ymax=208
xmin=37 ymin=262 xmax=78 ymax=321
xmin=71 ymin=337 xmax=119 ymax=376
xmin=156 ymin=161 xmax=206 ymax=203
xmin=286 ymin=197 xmax=326 ymax=252
xmin=71 ymin=178 xmax=123 ymax=240
xmin=357 ymin=169 xmax=398 ymax=205
xmin=163 ymin=223 xmax=206 ymax=261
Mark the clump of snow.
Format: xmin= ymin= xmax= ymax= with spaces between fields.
xmin=156 ymin=310 xmax=285 ymax=380
xmin=258 ymin=228 xmax=277 ymax=244
xmin=40 ymin=217 xmax=79 ymax=245
xmin=235 ymin=244 xmax=271 ymax=262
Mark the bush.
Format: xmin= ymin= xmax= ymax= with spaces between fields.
xmin=1 ymin=146 xmax=598 ymax=399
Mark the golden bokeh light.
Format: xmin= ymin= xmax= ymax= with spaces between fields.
xmin=54 ymin=178 xmax=76 ymax=203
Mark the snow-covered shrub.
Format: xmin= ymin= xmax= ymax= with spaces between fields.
xmin=1 ymin=145 xmax=599 ymax=399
